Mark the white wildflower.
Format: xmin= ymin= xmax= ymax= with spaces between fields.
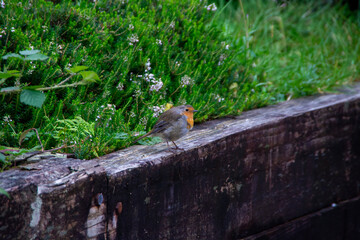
xmin=116 ymin=82 xmax=124 ymax=91
xmin=1 ymin=0 xmax=5 ymax=8
xmin=215 ymin=94 xmax=225 ymax=102
xmin=221 ymin=42 xmax=230 ymax=50
xmin=128 ymin=34 xmax=139 ymax=46
xmin=156 ymin=39 xmax=162 ymax=45
xmin=149 ymin=79 xmax=163 ymax=92
xmin=3 ymin=115 xmax=11 ymax=123
xmin=180 ymin=75 xmax=193 ymax=87
xmin=145 ymin=58 xmax=151 ymax=72
xmin=144 ymin=73 xmax=155 ymax=82
xmin=152 ymin=105 xmax=165 ymax=117
xmin=205 ymin=3 xmax=217 ymax=11
xmin=218 ymin=54 xmax=226 ymax=65
xmin=128 ymin=24 xmax=134 ymax=30
xmin=140 ymin=116 xmax=148 ymax=126
xmin=133 ymin=89 xmax=142 ymax=97
xmin=169 ymin=21 xmax=175 ymax=29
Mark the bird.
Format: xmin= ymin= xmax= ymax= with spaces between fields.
xmin=133 ymin=105 xmax=198 ymax=151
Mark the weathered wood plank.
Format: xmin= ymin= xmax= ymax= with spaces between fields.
xmin=241 ymin=196 xmax=360 ymax=240
xmin=1 ymin=85 xmax=360 ymax=239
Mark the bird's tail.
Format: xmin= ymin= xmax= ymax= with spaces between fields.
xmin=132 ymin=131 xmax=153 ymax=144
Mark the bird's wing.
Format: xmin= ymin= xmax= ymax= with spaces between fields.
xmin=152 ymin=109 xmax=183 ymax=134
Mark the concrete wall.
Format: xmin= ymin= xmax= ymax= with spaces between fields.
xmin=1 ymin=85 xmax=360 ymax=239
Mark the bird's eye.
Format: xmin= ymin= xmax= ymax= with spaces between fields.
xmin=185 ymin=108 xmax=189 ymax=111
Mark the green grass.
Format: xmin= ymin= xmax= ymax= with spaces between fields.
xmin=220 ymin=0 xmax=360 ymax=102
xmin=0 ymin=0 xmax=359 ymax=165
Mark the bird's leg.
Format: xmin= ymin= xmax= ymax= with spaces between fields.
xmin=171 ymin=141 xmax=184 ymax=151
xmin=165 ymin=141 xmax=176 ymax=153
xmin=165 ymin=141 xmax=183 ymax=152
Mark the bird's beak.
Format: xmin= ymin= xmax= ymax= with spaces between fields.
xmin=193 ymin=110 xmax=198 ymax=113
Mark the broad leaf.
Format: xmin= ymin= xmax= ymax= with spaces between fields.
xmin=20 ymin=89 xmax=46 ymax=108
xmin=0 ymin=152 xmax=5 ymax=161
xmin=2 ymin=53 xmax=23 ymax=60
xmin=19 ymin=50 xmax=41 ymax=55
xmin=80 ymin=71 xmax=100 ymax=83
xmin=114 ymin=132 xmax=129 ymax=140
xmin=1 ymin=86 xmax=20 ymax=92
xmin=66 ymin=66 xmax=89 ymax=74
xmin=138 ymin=136 xmax=162 ymax=145
xmin=24 ymin=53 xmax=49 ymax=61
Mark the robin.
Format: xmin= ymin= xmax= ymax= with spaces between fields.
xmin=133 ymin=105 xmax=198 ymax=151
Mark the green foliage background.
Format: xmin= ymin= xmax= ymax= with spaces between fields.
xmin=0 ymin=0 xmax=359 ymax=161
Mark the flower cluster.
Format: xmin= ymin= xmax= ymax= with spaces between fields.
xmin=152 ymin=105 xmax=165 ymax=118
xmin=149 ymin=79 xmax=163 ymax=92
xmin=215 ymin=94 xmax=225 ymax=102
xmin=145 ymin=58 xmax=151 ymax=72
xmin=0 ymin=28 xmax=5 ymax=38
xmin=128 ymin=34 xmax=139 ymax=46
xmin=142 ymin=59 xmax=164 ymax=92
xmin=0 ymin=27 xmax=15 ymax=37
xmin=218 ymin=54 xmax=226 ymax=66
xmin=180 ymin=75 xmax=194 ymax=87
xmin=116 ymin=82 xmax=124 ymax=91
xmin=169 ymin=21 xmax=175 ymax=29
xmin=140 ymin=116 xmax=148 ymax=126
xmin=205 ymin=3 xmax=217 ymax=11
xmin=144 ymin=73 xmax=155 ymax=82
xmin=156 ymin=39 xmax=162 ymax=45
xmin=1 ymin=0 xmax=5 ymax=8
xmin=95 ymin=104 xmax=116 ymax=128
xmin=3 ymin=115 xmax=12 ymax=123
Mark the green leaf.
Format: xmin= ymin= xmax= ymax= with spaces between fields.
xmin=0 ymin=70 xmax=21 ymax=79
xmin=138 ymin=136 xmax=162 ymax=145
xmin=1 ymin=86 xmax=20 ymax=92
xmin=0 ymin=188 xmax=10 ymax=199
xmin=0 ymin=152 xmax=5 ymax=162
xmin=24 ymin=53 xmax=49 ymax=61
xmin=19 ymin=128 xmax=35 ymax=146
xmin=8 ymin=70 xmax=21 ymax=74
xmin=79 ymin=71 xmax=101 ymax=83
xmin=66 ymin=66 xmax=89 ymax=74
xmin=20 ymin=89 xmax=46 ymax=108
xmin=19 ymin=50 xmax=41 ymax=55
xmin=0 ymin=73 xmax=18 ymax=79
xmin=2 ymin=53 xmax=24 ymax=60
xmin=114 ymin=132 xmax=129 ymax=140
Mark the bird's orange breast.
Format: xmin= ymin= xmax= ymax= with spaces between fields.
xmin=183 ymin=112 xmax=194 ymax=129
